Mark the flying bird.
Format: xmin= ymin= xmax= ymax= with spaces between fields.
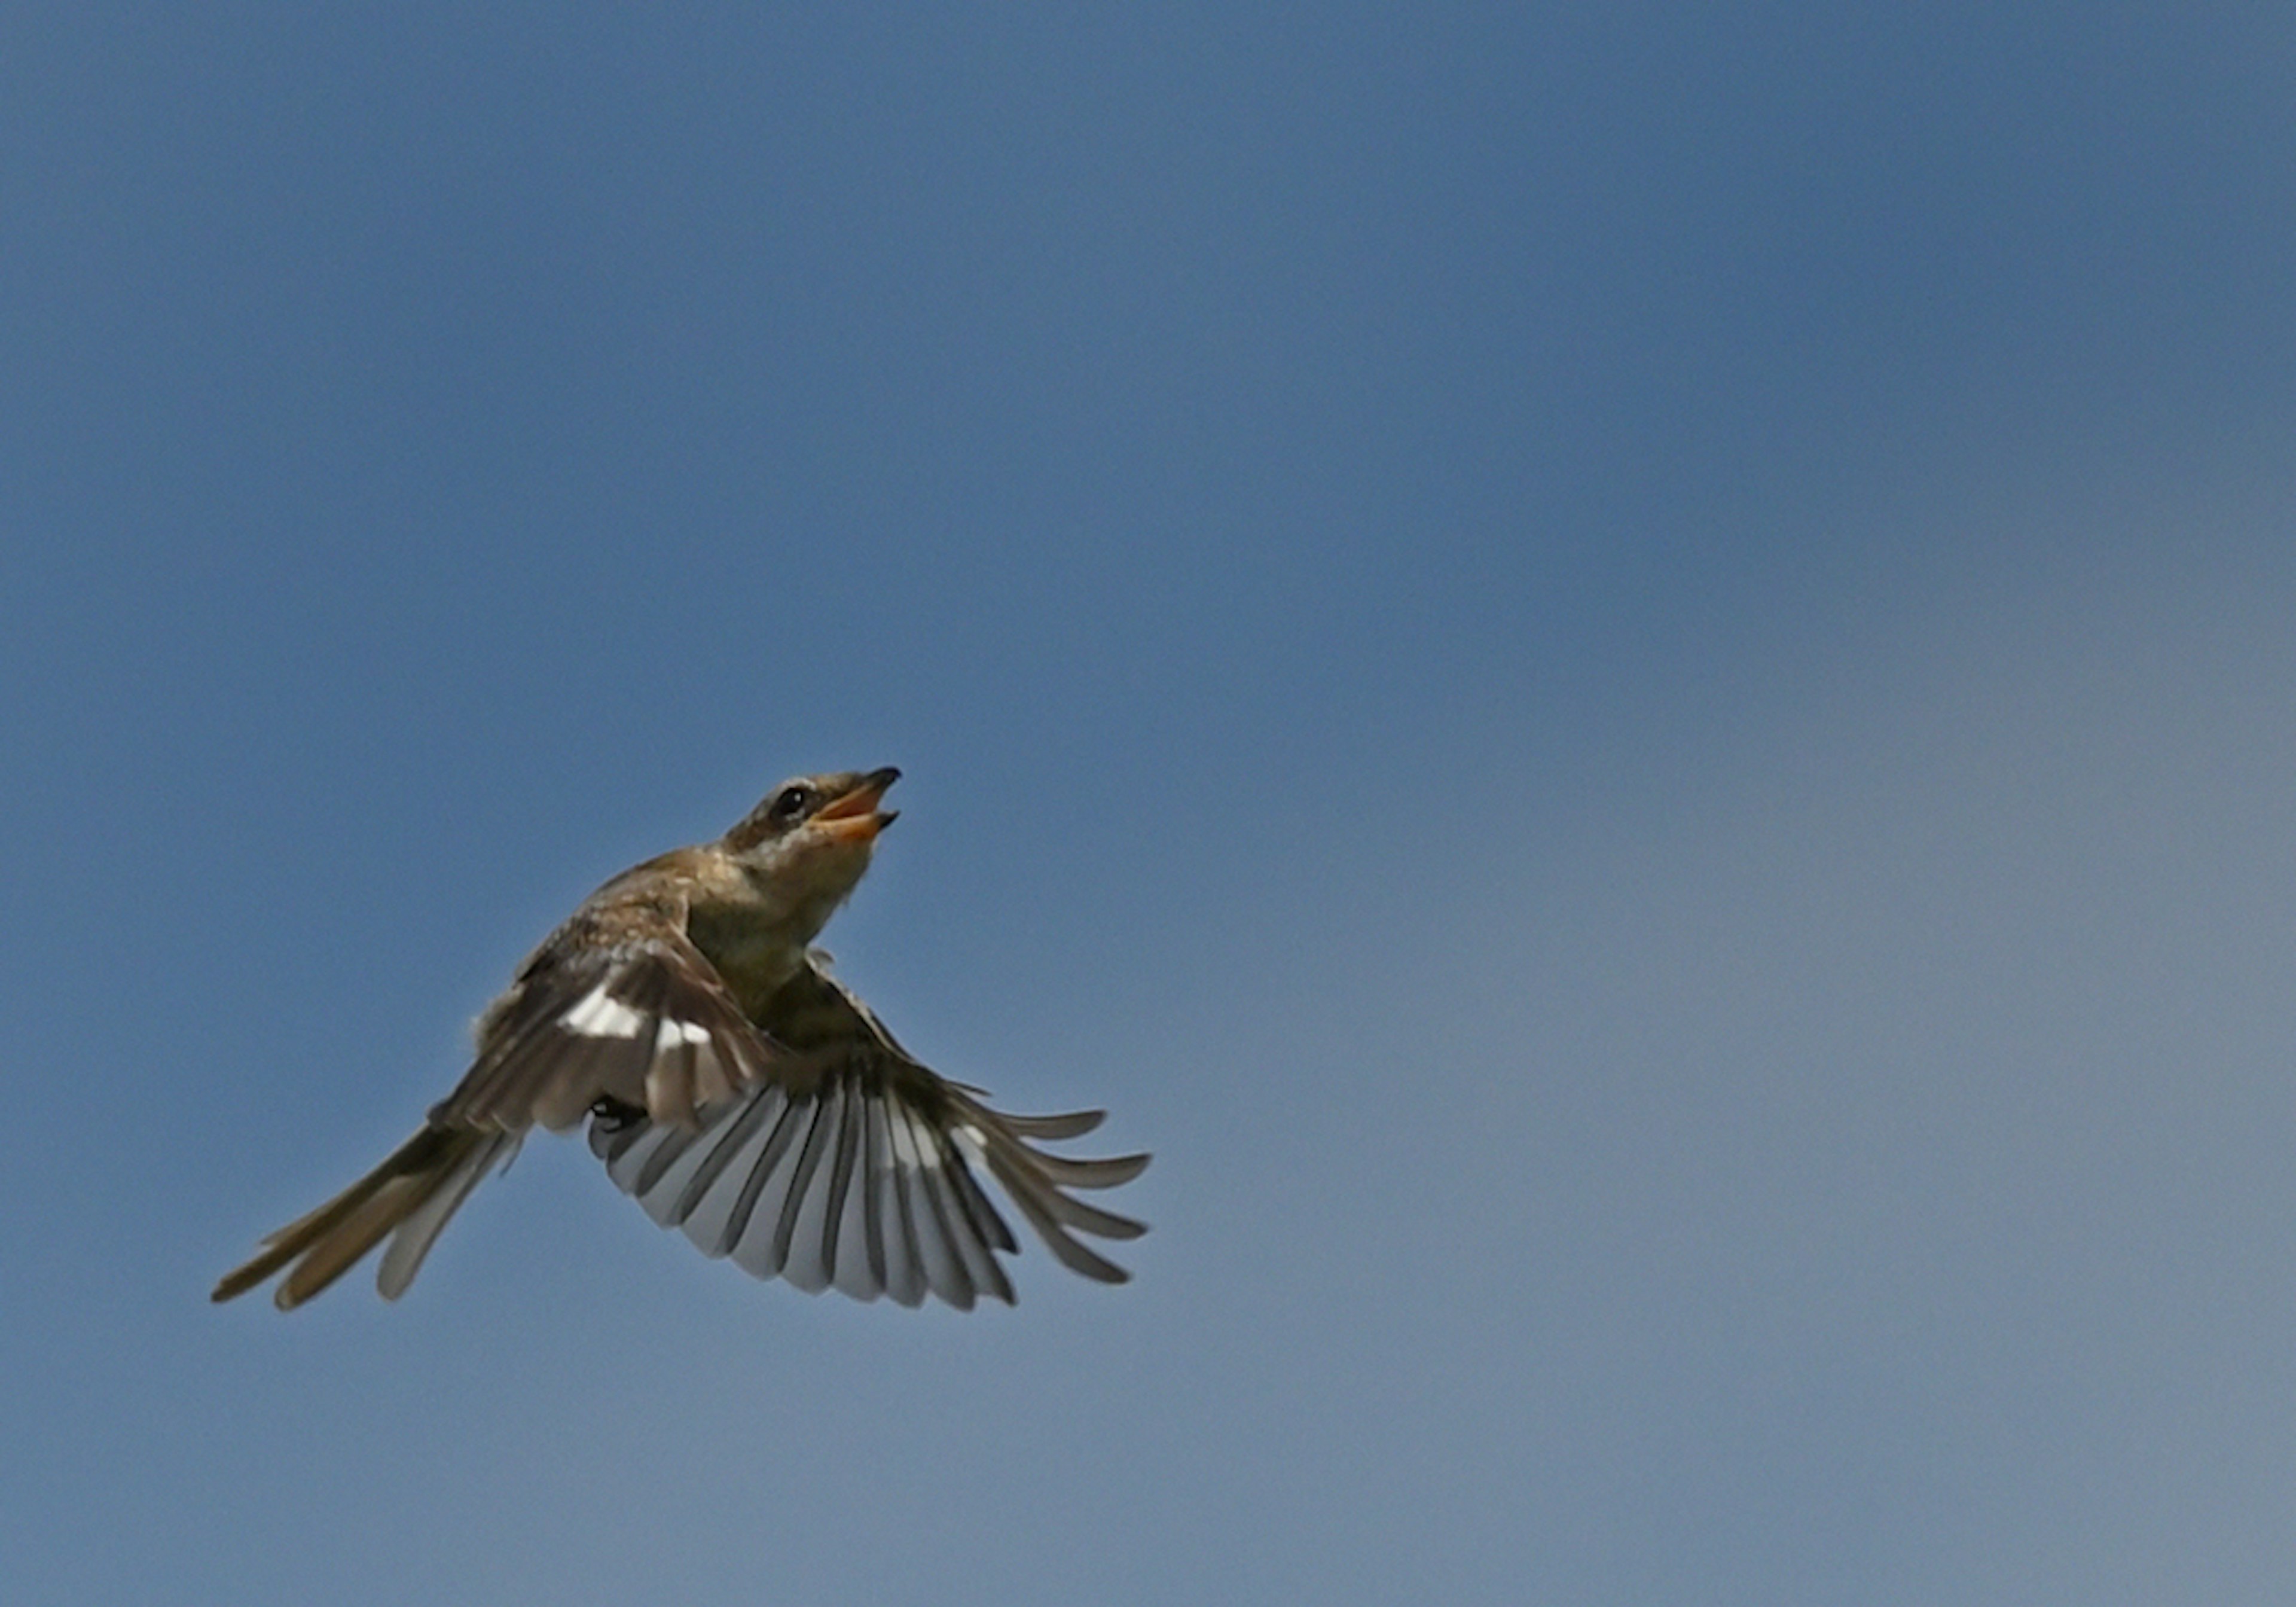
xmin=213 ymin=768 xmax=1148 ymax=1312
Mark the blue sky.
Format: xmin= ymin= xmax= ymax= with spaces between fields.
xmin=5 ymin=4 xmax=2294 ymax=1603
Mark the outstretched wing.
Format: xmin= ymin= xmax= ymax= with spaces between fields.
xmin=588 ymin=960 xmax=1149 ymax=1309
xmin=215 ymin=868 xmax=789 ymax=1309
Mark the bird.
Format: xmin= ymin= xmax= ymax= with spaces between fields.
xmin=212 ymin=767 xmax=1149 ymax=1312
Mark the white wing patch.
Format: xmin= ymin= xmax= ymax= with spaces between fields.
xmin=560 ymin=987 xmax=648 ymax=1039
xmin=655 ymin=1017 xmax=711 ymax=1051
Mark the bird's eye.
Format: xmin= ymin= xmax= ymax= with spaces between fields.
xmin=768 ymin=784 xmax=814 ymax=824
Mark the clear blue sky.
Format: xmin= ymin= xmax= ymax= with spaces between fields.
xmin=5 ymin=5 xmax=2294 ymax=1603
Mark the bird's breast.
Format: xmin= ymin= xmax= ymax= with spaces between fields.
xmin=686 ymin=906 xmax=810 ymax=1020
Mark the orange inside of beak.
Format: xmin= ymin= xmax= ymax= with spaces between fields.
xmin=811 ymin=773 xmax=897 ymax=841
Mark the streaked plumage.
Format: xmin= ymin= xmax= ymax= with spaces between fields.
xmin=213 ymin=768 xmax=1147 ymax=1312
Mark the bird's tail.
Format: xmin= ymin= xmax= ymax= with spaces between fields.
xmin=212 ymin=1123 xmax=518 ymax=1310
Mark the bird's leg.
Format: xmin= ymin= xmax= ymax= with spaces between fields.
xmin=589 ymin=1094 xmax=646 ymax=1132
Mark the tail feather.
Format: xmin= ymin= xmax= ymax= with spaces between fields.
xmin=211 ymin=1124 xmax=511 ymax=1310
xmin=377 ymin=1131 xmax=518 ymax=1300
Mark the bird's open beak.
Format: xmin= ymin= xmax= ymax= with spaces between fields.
xmin=812 ymin=767 xmax=900 ymax=843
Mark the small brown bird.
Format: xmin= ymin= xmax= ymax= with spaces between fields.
xmin=213 ymin=768 xmax=1147 ymax=1312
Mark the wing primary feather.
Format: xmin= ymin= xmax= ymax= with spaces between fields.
xmin=941 ymin=1137 xmax=1021 ymax=1256
xmin=977 ymin=1145 xmax=1134 ymax=1285
xmin=771 ymin=1080 xmax=845 ymax=1290
xmin=854 ymin=1095 xmax=887 ymax=1294
xmin=1011 ymin=1173 xmax=1149 ymax=1240
xmin=916 ymin=1134 xmax=1003 ymax=1306
xmin=936 ymin=1146 xmax=1016 ymax=1303
xmin=820 ymin=1077 xmax=871 ymax=1296
xmin=902 ymin=1111 xmax=979 ymax=1310
xmin=720 ymin=1094 xmax=815 ymax=1270
xmin=873 ymin=1099 xmax=926 ymax=1307
xmin=599 ymin=1122 xmax=673 ymax=1194
xmin=991 ymin=1109 xmax=1107 ymax=1141
xmin=767 ymin=1084 xmax=833 ymax=1270
xmin=632 ymin=1108 xmax=705 ymax=1197
xmin=1005 ymin=1146 xmax=1152 ymax=1191
xmin=890 ymin=1108 xmax=970 ymax=1309
xmin=862 ymin=1097 xmax=917 ymax=1303
xmin=672 ymin=1087 xmax=787 ymax=1229
xmin=965 ymin=1120 xmax=1149 ymax=1241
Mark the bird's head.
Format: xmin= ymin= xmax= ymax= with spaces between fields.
xmin=720 ymin=767 xmax=900 ymax=926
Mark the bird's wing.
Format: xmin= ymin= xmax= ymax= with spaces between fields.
xmin=441 ymin=884 xmax=787 ymax=1135
xmin=216 ymin=873 xmax=790 ymax=1309
xmin=588 ymin=959 xmax=1150 ymax=1309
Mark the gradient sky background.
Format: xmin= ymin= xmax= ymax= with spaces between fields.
xmin=6 ymin=5 xmax=2295 ymax=1603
